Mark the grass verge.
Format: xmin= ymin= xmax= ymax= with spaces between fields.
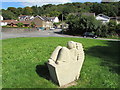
xmin=2 ymin=37 xmax=120 ymax=88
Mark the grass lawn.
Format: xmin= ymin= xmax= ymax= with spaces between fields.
xmin=2 ymin=37 xmax=120 ymax=88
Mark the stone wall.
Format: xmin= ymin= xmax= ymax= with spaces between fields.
xmin=2 ymin=28 xmax=38 ymax=33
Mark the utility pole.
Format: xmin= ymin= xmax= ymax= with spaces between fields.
xmin=62 ymin=14 xmax=63 ymax=34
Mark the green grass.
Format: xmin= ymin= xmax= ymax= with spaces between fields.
xmin=2 ymin=37 xmax=120 ymax=88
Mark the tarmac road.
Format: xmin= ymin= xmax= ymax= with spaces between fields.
xmin=1 ymin=29 xmax=120 ymax=41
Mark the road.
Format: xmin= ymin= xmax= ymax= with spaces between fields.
xmin=1 ymin=29 xmax=120 ymax=41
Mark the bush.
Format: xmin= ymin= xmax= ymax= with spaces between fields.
xmin=66 ymin=14 xmax=119 ymax=38
xmin=66 ymin=15 xmax=102 ymax=35
xmin=30 ymin=22 xmax=36 ymax=28
xmin=17 ymin=23 xmax=24 ymax=27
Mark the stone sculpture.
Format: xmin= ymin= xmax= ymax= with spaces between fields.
xmin=47 ymin=41 xmax=85 ymax=86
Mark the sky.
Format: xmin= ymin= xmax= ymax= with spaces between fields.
xmin=1 ymin=0 xmax=104 ymax=9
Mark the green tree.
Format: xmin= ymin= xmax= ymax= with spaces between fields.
xmin=49 ymin=11 xmax=61 ymax=17
xmin=107 ymin=20 xmax=117 ymax=36
xmin=16 ymin=7 xmax=23 ymax=16
xmin=2 ymin=10 xmax=17 ymax=20
xmin=30 ymin=22 xmax=36 ymax=27
xmin=7 ymin=7 xmax=17 ymax=14
xmin=17 ymin=23 xmax=24 ymax=27
xmin=66 ymin=15 xmax=102 ymax=35
xmin=23 ymin=7 xmax=33 ymax=15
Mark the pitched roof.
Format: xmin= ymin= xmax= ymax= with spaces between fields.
xmin=11 ymin=20 xmax=32 ymax=24
xmin=47 ymin=17 xmax=56 ymax=21
xmin=1 ymin=20 xmax=17 ymax=24
xmin=35 ymin=15 xmax=51 ymax=21
xmin=97 ymin=14 xmax=110 ymax=19
xmin=18 ymin=15 xmax=34 ymax=20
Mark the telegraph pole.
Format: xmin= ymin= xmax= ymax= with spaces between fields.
xmin=62 ymin=14 xmax=63 ymax=34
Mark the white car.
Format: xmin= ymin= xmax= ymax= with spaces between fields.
xmin=50 ymin=28 xmax=55 ymax=30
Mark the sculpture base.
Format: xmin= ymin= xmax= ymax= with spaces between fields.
xmin=47 ymin=61 xmax=83 ymax=86
xmin=59 ymin=81 xmax=77 ymax=88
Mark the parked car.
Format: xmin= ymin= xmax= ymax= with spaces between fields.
xmin=50 ymin=27 xmax=55 ymax=30
xmin=83 ymin=32 xmax=97 ymax=38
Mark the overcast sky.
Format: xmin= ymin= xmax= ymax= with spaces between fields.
xmin=1 ymin=0 xmax=104 ymax=9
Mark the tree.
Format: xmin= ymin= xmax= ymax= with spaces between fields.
xmin=31 ymin=5 xmax=40 ymax=15
xmin=16 ymin=7 xmax=23 ymax=16
xmin=2 ymin=10 xmax=17 ymax=20
xmin=66 ymin=14 xmax=102 ymax=35
xmin=17 ymin=23 xmax=24 ymax=27
xmin=49 ymin=11 xmax=61 ymax=17
xmin=30 ymin=22 xmax=36 ymax=27
xmin=23 ymin=7 xmax=33 ymax=15
xmin=7 ymin=7 xmax=17 ymax=14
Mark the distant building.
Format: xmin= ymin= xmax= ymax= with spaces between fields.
xmin=0 ymin=15 xmax=7 ymax=26
xmin=47 ymin=17 xmax=59 ymax=23
xmin=0 ymin=15 xmax=3 ymax=20
xmin=96 ymin=14 xmax=110 ymax=23
xmin=9 ymin=20 xmax=32 ymax=27
xmin=18 ymin=15 xmax=34 ymax=21
xmin=32 ymin=15 xmax=53 ymax=30
xmin=1 ymin=20 xmax=17 ymax=26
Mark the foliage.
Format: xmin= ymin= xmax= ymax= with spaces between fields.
xmin=2 ymin=2 xmax=120 ymax=20
xmin=7 ymin=7 xmax=17 ymax=15
xmin=66 ymin=13 xmax=120 ymax=38
xmin=23 ymin=7 xmax=33 ymax=15
xmin=49 ymin=11 xmax=61 ymax=17
xmin=66 ymin=15 xmax=102 ymax=35
xmin=2 ymin=37 xmax=120 ymax=88
xmin=2 ymin=10 xmax=17 ymax=20
xmin=30 ymin=22 xmax=36 ymax=27
xmin=16 ymin=23 xmax=24 ymax=27
xmin=116 ymin=24 xmax=120 ymax=31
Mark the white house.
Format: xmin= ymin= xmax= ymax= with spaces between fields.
xmin=0 ymin=15 xmax=3 ymax=20
xmin=48 ymin=17 xmax=59 ymax=23
xmin=96 ymin=14 xmax=110 ymax=23
xmin=0 ymin=15 xmax=7 ymax=26
xmin=18 ymin=15 xmax=34 ymax=21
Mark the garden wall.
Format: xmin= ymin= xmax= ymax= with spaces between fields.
xmin=2 ymin=28 xmax=38 ymax=33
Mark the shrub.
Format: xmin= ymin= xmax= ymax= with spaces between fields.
xmin=30 ymin=22 xmax=36 ymax=28
xmin=66 ymin=15 xmax=102 ymax=35
xmin=17 ymin=23 xmax=24 ymax=27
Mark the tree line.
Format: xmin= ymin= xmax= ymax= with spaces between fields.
xmin=2 ymin=2 xmax=120 ymax=20
xmin=65 ymin=14 xmax=120 ymax=38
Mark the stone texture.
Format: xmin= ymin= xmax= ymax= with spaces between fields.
xmin=47 ymin=41 xmax=85 ymax=86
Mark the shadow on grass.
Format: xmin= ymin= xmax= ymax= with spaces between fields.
xmin=86 ymin=41 xmax=120 ymax=74
xmin=36 ymin=63 xmax=50 ymax=80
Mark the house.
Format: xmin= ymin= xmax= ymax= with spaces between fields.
xmin=1 ymin=20 xmax=17 ymax=26
xmin=18 ymin=15 xmax=34 ymax=21
xmin=48 ymin=17 xmax=59 ymax=23
xmin=9 ymin=20 xmax=32 ymax=27
xmin=0 ymin=15 xmax=3 ymax=20
xmin=32 ymin=15 xmax=53 ymax=30
xmin=0 ymin=15 xmax=7 ymax=26
xmin=96 ymin=14 xmax=110 ymax=23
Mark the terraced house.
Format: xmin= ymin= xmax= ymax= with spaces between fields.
xmin=32 ymin=15 xmax=53 ymax=30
